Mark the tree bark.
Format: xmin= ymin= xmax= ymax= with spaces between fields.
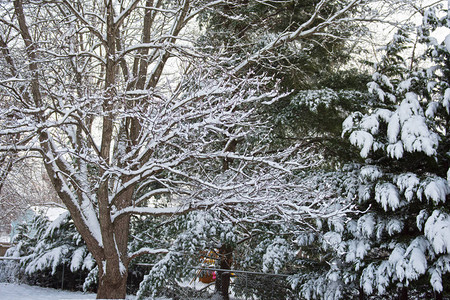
xmin=358 ymin=287 xmax=365 ymax=300
xmin=214 ymin=245 xmax=233 ymax=300
xmin=96 ymin=260 xmax=128 ymax=299
xmin=398 ymin=286 xmax=408 ymax=300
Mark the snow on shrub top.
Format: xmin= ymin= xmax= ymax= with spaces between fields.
xmin=343 ymin=92 xmax=439 ymax=159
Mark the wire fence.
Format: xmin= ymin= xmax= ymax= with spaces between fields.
xmin=1 ymin=257 xmax=294 ymax=299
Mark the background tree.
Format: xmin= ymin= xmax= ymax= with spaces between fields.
xmin=197 ymin=0 xmax=373 ymax=164
xmin=0 ymin=160 xmax=61 ymax=237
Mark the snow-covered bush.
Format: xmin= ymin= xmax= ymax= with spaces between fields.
xmin=6 ymin=212 xmax=95 ymax=291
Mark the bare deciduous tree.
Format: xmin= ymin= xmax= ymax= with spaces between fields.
xmin=0 ymin=0 xmax=389 ymax=298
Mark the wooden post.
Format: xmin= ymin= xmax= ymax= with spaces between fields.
xmin=214 ymin=245 xmax=233 ymax=300
xmin=358 ymin=287 xmax=365 ymax=300
xmin=398 ymin=286 xmax=408 ymax=300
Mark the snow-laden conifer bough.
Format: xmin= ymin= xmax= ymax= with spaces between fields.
xmin=330 ymin=5 xmax=450 ymax=299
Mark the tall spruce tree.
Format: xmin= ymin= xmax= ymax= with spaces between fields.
xmin=198 ymin=0 xmax=370 ymax=162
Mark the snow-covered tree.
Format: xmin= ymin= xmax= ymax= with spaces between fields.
xmin=0 ymin=0 xmax=383 ymax=298
xmin=336 ymin=4 xmax=450 ymax=299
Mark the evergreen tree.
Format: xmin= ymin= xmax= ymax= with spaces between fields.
xmin=331 ymin=4 xmax=450 ymax=299
xmin=198 ymin=0 xmax=371 ymax=164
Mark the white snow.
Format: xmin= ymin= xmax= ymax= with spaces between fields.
xmin=430 ymin=268 xmax=443 ymax=292
xmin=425 ymin=102 xmax=439 ymax=118
xmin=375 ymin=182 xmax=400 ymax=211
xmin=397 ymin=93 xmax=439 ymax=156
xmin=347 ymin=92 xmax=441 ymax=160
xmin=387 ymin=219 xmax=403 ymax=236
xmin=431 ymin=256 xmax=450 ymax=293
xmin=407 ymin=247 xmax=427 ymax=279
xmin=355 ymin=240 xmax=370 ymax=259
xmin=444 ymin=34 xmax=450 ymax=52
xmin=25 ymin=245 xmax=69 ymax=275
xmin=70 ymin=247 xmax=86 ymax=272
xmin=424 ymin=177 xmax=450 ymax=204
xmin=342 ymin=112 xmax=360 ymax=136
xmin=404 ymin=237 xmax=429 ymax=280
xmin=375 ymin=261 xmax=391 ymax=294
xmin=397 ymin=78 xmax=412 ymax=92
xmin=359 ymin=166 xmax=383 ymax=183
xmin=322 ymin=232 xmax=342 ymax=250
xmin=387 ymin=113 xmax=400 ymax=143
xmin=389 ymin=245 xmax=405 ymax=267
xmin=448 ymin=167 xmax=450 ymax=183
xmin=357 ymin=214 xmax=376 ymax=238
xmin=424 ymin=210 xmax=450 ymax=254
xmin=395 ymin=173 xmax=419 ymax=202
xmin=44 ymin=211 xmax=70 ymax=237
xmin=387 ymin=141 xmax=404 ymax=159
xmin=401 ymin=115 xmax=438 ymax=156
xmin=30 ymin=206 xmax=67 ymax=222
xmin=444 ymin=88 xmax=450 ymax=114
xmin=358 ymin=184 xmax=372 ymax=203
xmin=0 ymin=282 xmax=176 ymax=300
xmin=416 ymin=209 xmax=429 ymax=231
xmin=360 ymin=114 xmax=380 ymax=135
xmin=375 ymin=108 xmax=393 ymax=122
xmin=349 ymin=131 xmax=374 ymax=158
xmin=0 ymin=282 xmax=97 ymax=300
xmin=361 ymin=263 xmax=375 ymax=294
xmin=262 ymin=237 xmax=291 ymax=273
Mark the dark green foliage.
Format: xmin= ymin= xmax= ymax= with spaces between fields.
xmin=267 ymin=87 xmax=371 ymax=164
xmin=198 ymin=0 xmax=362 ymax=90
xmin=197 ymin=0 xmax=372 ymax=166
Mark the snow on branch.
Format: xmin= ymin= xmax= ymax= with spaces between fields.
xmin=112 ymin=205 xmax=193 ymax=222
xmin=128 ymin=247 xmax=169 ymax=260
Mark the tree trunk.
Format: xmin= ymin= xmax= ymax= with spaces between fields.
xmin=398 ymin=286 xmax=408 ymax=300
xmin=96 ymin=261 xmax=128 ymax=299
xmin=214 ymin=245 xmax=233 ymax=300
xmin=435 ymin=291 xmax=443 ymax=300
xmin=358 ymin=287 xmax=365 ymax=300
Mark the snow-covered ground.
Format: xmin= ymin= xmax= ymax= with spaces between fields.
xmin=0 ymin=283 xmax=136 ymax=300
xmin=0 ymin=282 xmax=225 ymax=299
